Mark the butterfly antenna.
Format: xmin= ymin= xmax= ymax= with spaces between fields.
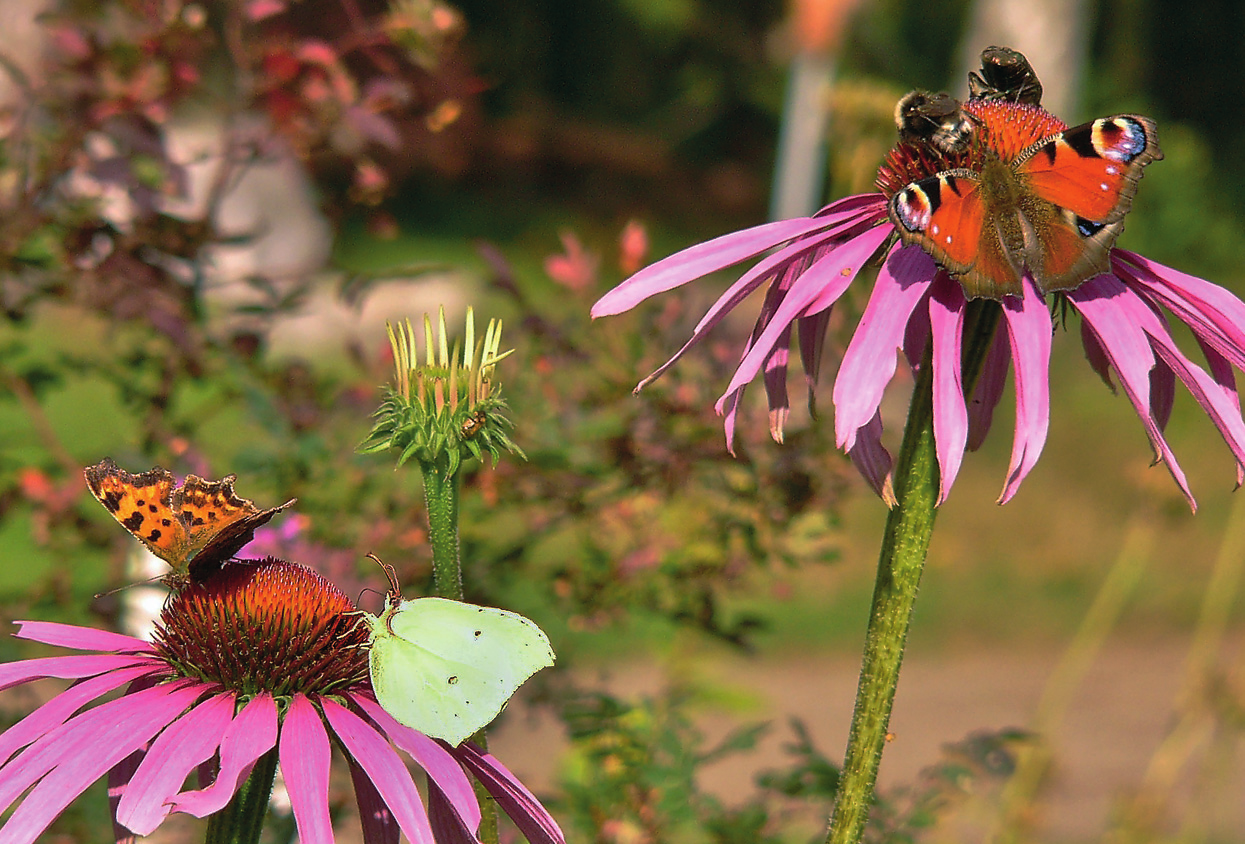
xmin=94 ymin=573 xmax=165 ymax=600
xmin=365 ymin=553 xmax=403 ymax=601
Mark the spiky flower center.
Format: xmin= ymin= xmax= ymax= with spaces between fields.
xmin=152 ymin=558 xmax=369 ymax=698
xmin=875 ymin=100 xmax=1069 ymax=197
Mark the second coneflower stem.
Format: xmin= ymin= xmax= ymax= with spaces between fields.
xmin=422 ymin=465 xmax=464 ymax=601
xmin=420 ymin=461 xmax=499 ymax=844
xmin=827 ymin=300 xmax=1000 ymax=844
xmin=204 ymin=746 xmax=278 ymax=844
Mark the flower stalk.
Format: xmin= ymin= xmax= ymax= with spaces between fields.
xmin=360 ymin=307 xmax=527 ymax=844
xmin=204 ymin=746 xmax=278 ymax=844
xmin=827 ymin=300 xmax=1000 ymax=843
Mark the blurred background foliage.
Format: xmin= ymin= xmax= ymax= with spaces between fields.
xmin=2 ymin=0 xmax=1245 ymax=840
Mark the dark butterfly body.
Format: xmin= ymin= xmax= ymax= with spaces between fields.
xmin=888 ymin=102 xmax=1162 ymax=299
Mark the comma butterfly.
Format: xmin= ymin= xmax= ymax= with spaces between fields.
xmin=886 ymin=49 xmax=1162 ymax=300
xmin=84 ymin=457 xmax=295 ymax=586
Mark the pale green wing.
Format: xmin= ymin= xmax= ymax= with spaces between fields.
xmin=367 ymin=597 xmax=554 ymax=745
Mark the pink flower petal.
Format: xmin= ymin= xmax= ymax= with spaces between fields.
xmin=13 ymin=621 xmax=153 ymax=653
xmin=1114 ymin=250 xmax=1245 ymax=371
xmin=428 ymin=778 xmax=477 ymax=844
xmin=764 ymin=329 xmax=792 ymax=442
xmin=847 ymin=410 xmax=896 ymax=505
xmin=0 ymin=665 xmax=155 ymax=767
xmin=171 ymin=693 xmax=278 ymax=817
xmin=1069 ymin=275 xmax=1194 ymax=508
xmin=1144 ymin=324 xmax=1245 ymax=484
xmin=720 ymin=224 xmax=892 ymax=406
xmin=592 ymin=216 xmax=849 ymax=317
xmin=797 ymin=310 xmax=831 ymax=397
xmin=116 ymin=691 xmax=237 ymax=835
xmin=280 ymin=694 xmax=334 ymax=844
xmin=109 ymin=747 xmax=143 ymax=844
xmin=0 ymin=654 xmax=162 ymax=692
xmin=929 ymin=275 xmax=968 ymax=504
xmin=997 ymin=276 xmax=1052 ymax=504
xmin=352 ymin=695 xmax=481 ymax=833
xmin=1080 ymin=318 xmax=1114 ymax=390
xmin=634 ymin=210 xmax=880 ymax=391
xmin=967 ymin=327 xmax=1010 ymax=452
xmin=348 ymin=756 xmax=401 ymax=844
xmin=0 ymin=681 xmax=204 ymax=844
xmin=833 ymin=244 xmax=936 ymax=451
xmin=322 ymin=697 xmax=435 ymax=844
xmin=454 ymin=742 xmax=565 ymax=844
xmin=1196 ymin=339 xmax=1245 ymax=485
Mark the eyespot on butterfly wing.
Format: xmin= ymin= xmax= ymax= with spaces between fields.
xmin=84 ymin=457 xmax=296 ymax=584
xmin=887 ymin=107 xmax=1162 ymax=299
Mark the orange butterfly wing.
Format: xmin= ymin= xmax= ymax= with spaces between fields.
xmin=889 ymin=170 xmax=1026 ymax=299
xmin=1016 ymin=115 xmax=1162 ymax=291
xmin=85 ymin=458 xmax=295 ymax=584
xmin=1019 ymin=115 xmax=1162 ymax=222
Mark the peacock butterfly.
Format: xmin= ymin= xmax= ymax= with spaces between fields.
xmin=886 ymin=99 xmax=1163 ymax=300
xmin=895 ymin=90 xmax=976 ymax=155
xmin=968 ymin=45 xmax=1043 ymax=105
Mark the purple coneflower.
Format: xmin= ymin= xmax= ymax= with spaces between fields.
xmin=0 ymin=559 xmax=563 ymax=844
xmin=592 ymin=105 xmax=1245 ymax=509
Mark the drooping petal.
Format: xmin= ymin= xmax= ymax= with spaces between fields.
xmin=634 ymin=205 xmax=882 ymax=390
xmin=929 ymin=275 xmax=968 ymax=504
xmin=0 ymin=654 xmax=163 ymax=692
xmin=721 ymin=386 xmax=745 ymax=455
xmin=12 ymin=621 xmax=155 ymax=653
xmin=764 ymin=330 xmax=792 ymax=442
xmin=1150 ymin=355 xmax=1176 ymax=432
xmin=834 ymin=244 xmax=936 ymax=451
xmin=1196 ymin=338 xmax=1245 ymax=485
xmin=1069 ymin=275 xmax=1194 ymax=508
xmin=1080 ymin=318 xmax=1114 ymax=390
xmin=322 ymin=697 xmax=435 ymax=844
xmin=847 ymin=410 xmax=895 ymax=505
xmin=0 ymin=666 xmax=154 ymax=767
xmin=1114 ymin=251 xmax=1245 ymax=371
xmin=0 ymin=681 xmax=204 ymax=844
xmin=591 ymin=216 xmax=854 ymax=317
xmin=454 ymin=742 xmax=566 ymax=844
xmin=428 ymin=779 xmax=478 ymax=844
xmin=719 ymin=224 xmax=893 ymax=404
xmin=109 ymin=748 xmax=143 ymax=844
xmin=171 ymin=692 xmax=278 ymax=817
xmin=279 ymin=694 xmax=334 ymax=844
xmin=116 ymin=691 xmax=236 ymax=835
xmin=352 ymin=695 xmax=482 ymax=834
xmin=1145 ymin=321 xmax=1245 ymax=485
xmin=348 ymin=756 xmax=400 ymax=844
xmin=997 ymin=276 xmax=1052 ymax=504
xmin=966 ymin=327 xmax=1010 ymax=452
xmin=797 ymin=309 xmax=831 ymax=401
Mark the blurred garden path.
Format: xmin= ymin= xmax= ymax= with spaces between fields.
xmin=495 ymin=635 xmax=1245 ymax=842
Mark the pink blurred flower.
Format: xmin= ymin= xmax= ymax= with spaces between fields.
xmin=545 ymin=230 xmax=600 ymax=291
xmin=0 ymin=560 xmax=563 ymax=844
xmin=593 ymin=137 xmax=1245 ymax=510
xmin=618 ymin=220 xmax=649 ymax=277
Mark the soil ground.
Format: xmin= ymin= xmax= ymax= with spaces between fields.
xmin=493 ymin=636 xmax=1245 ymax=843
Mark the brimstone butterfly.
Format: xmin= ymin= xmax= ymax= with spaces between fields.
xmin=363 ymin=558 xmax=555 ymax=746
